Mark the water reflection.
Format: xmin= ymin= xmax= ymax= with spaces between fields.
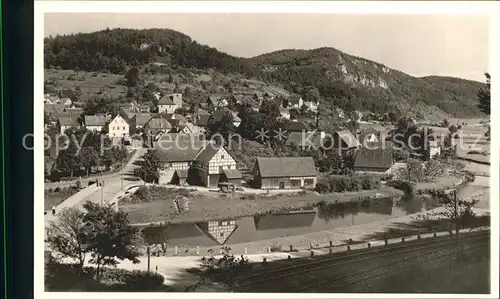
xmin=140 ymin=195 xmax=444 ymax=246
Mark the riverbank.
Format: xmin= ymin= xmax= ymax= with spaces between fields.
xmin=122 ymin=187 xmax=404 ymax=226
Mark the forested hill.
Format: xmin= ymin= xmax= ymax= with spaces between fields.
xmin=44 ymin=28 xmax=259 ymax=76
xmin=44 ymin=28 xmax=486 ymax=118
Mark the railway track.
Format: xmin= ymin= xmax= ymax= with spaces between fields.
xmin=235 ymin=231 xmax=489 ymax=291
xmin=301 ymin=241 xmax=488 ymax=293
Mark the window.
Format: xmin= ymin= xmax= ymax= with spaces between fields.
xmin=304 ymin=179 xmax=314 ymax=186
xmin=123 ymin=126 xmax=125 ymax=130
xmin=220 ymin=155 xmax=224 ymax=160
xmin=220 ymin=233 xmax=224 ymax=237
xmin=291 ymin=179 xmax=301 ymax=187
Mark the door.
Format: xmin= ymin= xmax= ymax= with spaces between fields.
xmin=279 ymin=181 xmax=285 ymax=189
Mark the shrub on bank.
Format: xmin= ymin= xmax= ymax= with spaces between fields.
xmin=316 ymin=175 xmax=381 ymax=194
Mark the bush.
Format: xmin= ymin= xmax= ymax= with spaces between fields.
xmin=269 ymin=244 xmax=283 ymax=252
xmin=75 ymin=180 xmax=82 ymax=189
xmin=387 ymin=180 xmax=414 ymax=197
xmin=361 ymin=176 xmax=374 ymax=190
xmin=315 ymin=181 xmax=330 ymax=193
xmin=393 ymin=149 xmax=411 ymax=162
xmin=48 ymin=188 xmax=54 ymax=194
xmin=122 ymin=270 xmax=165 ymax=291
xmin=53 ymin=187 xmax=61 ymax=193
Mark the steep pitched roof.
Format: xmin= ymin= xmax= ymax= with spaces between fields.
xmin=286 ymin=131 xmax=323 ymax=148
xmin=133 ymin=113 xmax=152 ymax=127
xmin=144 ymin=117 xmax=172 ymax=130
xmin=255 ymin=157 xmax=317 ymax=178
xmin=58 ymin=115 xmax=79 ymax=127
xmin=84 ymin=115 xmax=107 ymax=127
xmin=156 ymin=133 xmax=207 ymax=162
xmin=44 ymin=104 xmax=66 ymax=115
xmin=195 ymin=114 xmax=212 ymax=127
xmin=336 ymin=130 xmax=361 ymax=148
xmin=158 ymin=95 xmax=175 ymax=105
xmin=354 ymin=147 xmax=394 ymax=170
xmin=195 ymin=144 xmax=223 ymax=165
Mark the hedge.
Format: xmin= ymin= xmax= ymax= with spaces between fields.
xmin=316 ymin=175 xmax=382 ymax=194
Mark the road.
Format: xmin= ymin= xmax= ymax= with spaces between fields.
xmin=44 ymin=148 xmax=147 ymax=228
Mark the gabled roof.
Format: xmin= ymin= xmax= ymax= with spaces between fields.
xmin=84 ymin=115 xmax=107 ymax=127
xmin=195 ymin=114 xmax=212 ymax=127
xmin=133 ymin=113 xmax=152 ymax=127
xmin=336 ymin=130 xmax=361 ymax=148
xmin=144 ymin=117 xmax=172 ymax=130
xmin=255 ymin=157 xmax=317 ymax=178
xmin=58 ymin=115 xmax=79 ymax=127
xmin=286 ymin=131 xmax=323 ymax=148
xmin=156 ymin=133 xmax=208 ymax=162
xmin=195 ymin=144 xmax=223 ymax=165
xmin=158 ymin=95 xmax=175 ymax=105
xmin=44 ymin=104 xmax=66 ymax=115
xmin=222 ymin=169 xmax=243 ymax=180
xmin=354 ymin=147 xmax=394 ymax=170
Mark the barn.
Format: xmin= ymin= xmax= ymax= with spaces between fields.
xmin=354 ymin=147 xmax=394 ymax=173
xmin=253 ymin=157 xmax=317 ymax=190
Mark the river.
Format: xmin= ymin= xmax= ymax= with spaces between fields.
xmin=140 ymin=180 xmax=480 ymax=247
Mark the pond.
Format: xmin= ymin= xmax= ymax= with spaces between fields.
xmin=139 ymin=183 xmax=474 ymax=247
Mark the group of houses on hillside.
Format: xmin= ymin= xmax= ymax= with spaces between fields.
xmin=44 ymin=89 xmax=444 ymax=191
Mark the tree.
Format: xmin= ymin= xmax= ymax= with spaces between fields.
xmin=477 ymin=73 xmax=490 ymax=115
xmin=81 ymin=201 xmax=140 ymax=280
xmin=417 ymin=190 xmax=478 ymax=237
xmin=188 ymin=247 xmax=250 ymax=292
xmin=55 ymin=141 xmax=81 ymax=178
xmin=125 ymin=67 xmax=140 ymax=87
xmin=259 ymin=99 xmax=280 ymax=119
xmin=137 ymin=149 xmax=164 ymax=183
xmin=47 ymin=208 xmax=88 ymax=268
xmin=289 ymin=108 xmax=300 ymax=120
xmin=423 ymin=159 xmax=445 ymax=181
xmin=396 ymin=158 xmax=424 ymax=183
xmin=302 ymin=86 xmax=320 ymax=103
xmin=79 ymin=147 xmax=100 ymax=177
xmin=207 ymin=111 xmax=234 ymax=143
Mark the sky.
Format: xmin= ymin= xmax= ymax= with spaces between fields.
xmin=44 ymin=13 xmax=489 ymax=82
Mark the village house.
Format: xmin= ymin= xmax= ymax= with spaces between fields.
xmin=279 ymin=107 xmax=291 ymax=120
xmin=429 ymin=140 xmax=441 ymax=159
xmin=108 ymin=114 xmax=130 ymax=140
xmin=286 ymin=95 xmax=303 ymax=109
xmin=360 ymin=126 xmax=381 ymax=144
xmin=188 ymin=144 xmax=239 ymax=188
xmin=207 ymin=94 xmax=228 ymax=111
xmin=62 ymin=98 xmax=73 ymax=106
xmin=143 ymin=117 xmax=173 ymax=147
xmin=162 ymin=113 xmax=188 ymax=131
xmin=44 ymin=103 xmax=66 ymax=121
xmin=158 ymin=96 xmax=177 ymax=114
xmin=130 ymin=113 xmax=152 ymax=131
xmin=330 ymin=130 xmax=361 ymax=151
xmin=353 ymin=147 xmax=394 ymax=173
xmin=303 ymin=100 xmax=319 ymax=113
xmin=286 ymin=130 xmax=326 ymax=150
xmin=253 ymin=157 xmax=317 ymax=190
xmin=57 ymin=115 xmax=80 ymax=135
xmin=164 ymin=92 xmax=183 ymax=110
xmin=84 ymin=115 xmax=107 ymax=132
xmin=156 ymin=134 xmax=208 ymax=184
